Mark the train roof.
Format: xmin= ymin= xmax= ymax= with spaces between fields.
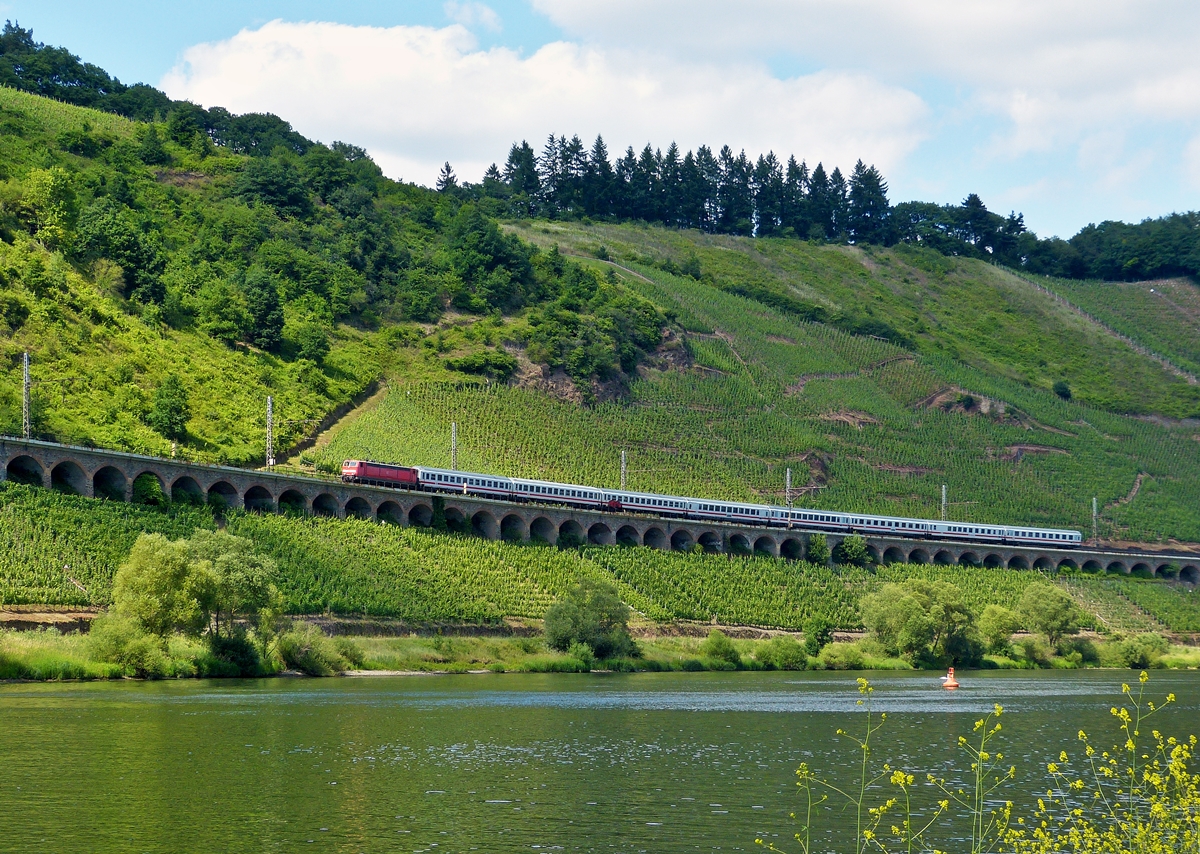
xmin=411 ymin=465 xmax=1080 ymax=536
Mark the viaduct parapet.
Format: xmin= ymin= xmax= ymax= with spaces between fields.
xmin=2 ymin=437 xmax=1197 ymax=583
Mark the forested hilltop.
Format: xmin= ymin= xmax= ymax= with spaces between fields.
xmin=454 ymin=135 xmax=1200 ymax=282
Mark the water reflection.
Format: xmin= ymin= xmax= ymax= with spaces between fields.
xmin=1 ymin=670 xmax=1196 ymax=853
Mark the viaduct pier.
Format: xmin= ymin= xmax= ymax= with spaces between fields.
xmin=2 ymin=437 xmax=1197 ymax=583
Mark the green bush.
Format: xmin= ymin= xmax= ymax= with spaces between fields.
xmin=818 ymin=642 xmax=865 ymax=670
xmin=806 ymin=533 xmax=830 ymax=565
xmin=759 ymin=635 xmax=808 ymax=670
xmin=567 ymin=640 xmax=595 ymax=670
xmin=87 ymin=615 xmax=168 ymax=677
xmin=277 ymin=623 xmax=353 ymax=675
xmin=833 ymin=535 xmax=871 ymax=567
xmin=699 ymin=629 xmax=741 ymax=667
xmin=543 ymin=579 xmax=637 ymax=658
xmin=803 ymin=616 xmax=834 ymax=656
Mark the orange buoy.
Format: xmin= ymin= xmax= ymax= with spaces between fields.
xmin=941 ymin=667 xmax=959 ymax=690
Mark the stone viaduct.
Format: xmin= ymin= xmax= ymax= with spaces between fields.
xmin=2 ymin=437 xmax=1197 ymax=583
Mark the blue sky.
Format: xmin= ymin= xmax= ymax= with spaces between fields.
xmin=6 ymin=1 xmax=1200 ymax=238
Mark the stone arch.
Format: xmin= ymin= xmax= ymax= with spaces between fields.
xmin=472 ymin=510 xmax=499 ymax=539
xmin=311 ymin=493 xmax=339 ymax=517
xmin=780 ymin=538 xmax=803 ymax=561
xmin=278 ymin=489 xmax=308 ymax=515
xmin=728 ymin=533 xmax=752 ymax=556
xmin=883 ymin=546 xmax=906 ymax=565
xmin=558 ymin=519 xmax=584 ymax=547
xmin=1181 ymin=565 xmax=1199 ymax=585
xmin=5 ymin=455 xmax=44 ymax=486
xmin=698 ymin=531 xmax=722 ymax=553
xmin=865 ymin=544 xmax=880 ymax=564
xmin=908 ymin=548 xmax=930 ymax=565
xmin=1079 ymin=559 xmax=1102 ymax=573
xmin=244 ymin=485 xmax=274 ymax=512
xmin=1033 ymin=556 xmax=1056 ymax=571
xmin=346 ymin=497 xmax=373 ymax=520
xmin=530 ymin=517 xmax=556 ymax=544
xmin=958 ymin=552 xmax=980 ymax=567
xmin=50 ymin=460 xmax=88 ymax=495
xmin=1130 ymin=562 xmax=1153 ymax=579
xmin=934 ymin=549 xmax=954 ymax=565
xmin=1057 ymin=558 xmax=1079 ymax=572
xmin=754 ymin=536 xmax=778 ymax=558
xmin=616 ymin=525 xmax=640 ymax=548
xmin=1156 ymin=563 xmax=1178 ymax=580
xmin=1007 ymin=554 xmax=1030 ymax=570
xmin=207 ymin=480 xmax=238 ymax=509
xmin=377 ymin=501 xmax=404 ymax=525
xmin=408 ymin=503 xmax=433 ymax=528
xmin=93 ymin=466 xmax=127 ymax=501
xmin=671 ymin=529 xmax=694 ymax=552
xmin=1106 ymin=560 xmax=1128 ymax=575
xmin=131 ymin=471 xmax=166 ymax=505
xmin=170 ymin=475 xmax=204 ymax=505
xmin=643 ymin=527 xmax=668 ymax=550
xmin=587 ymin=523 xmax=614 ymax=546
xmin=983 ymin=553 xmax=1004 ymax=568
xmin=444 ymin=506 xmax=467 ymax=534
xmin=500 ymin=514 xmax=526 ymax=542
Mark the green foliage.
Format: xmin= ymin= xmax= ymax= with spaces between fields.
xmin=1019 ymin=581 xmax=1081 ymax=647
xmin=86 ymin=614 xmax=167 ymax=677
xmin=803 ymin=616 xmax=834 ymax=656
xmin=805 ymin=533 xmax=830 ymax=565
xmin=759 ymin=635 xmax=808 ymax=670
xmin=977 ymin=603 xmax=1021 ymax=653
xmin=108 ymin=529 xmax=279 ymax=649
xmin=818 ymin=641 xmax=864 ymax=670
xmin=699 ymin=629 xmax=741 ymax=667
xmin=860 ymin=579 xmax=981 ymax=666
xmin=833 ymin=534 xmax=871 ymax=567
xmin=111 ymin=533 xmax=206 ymax=637
xmin=146 ymin=373 xmax=190 ymax=440
xmin=276 ymin=623 xmax=359 ymax=675
xmin=543 ymin=578 xmax=636 ymax=658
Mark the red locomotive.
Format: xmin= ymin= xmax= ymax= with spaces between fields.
xmin=341 ymin=460 xmax=419 ymax=487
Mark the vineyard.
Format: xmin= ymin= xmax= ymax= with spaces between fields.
xmin=2 ymin=483 xmax=1196 ymax=634
xmin=307 ymin=227 xmax=1200 ymax=542
xmin=1038 ymin=275 xmax=1200 ymax=380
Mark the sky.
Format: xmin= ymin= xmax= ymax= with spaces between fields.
xmin=6 ymin=1 xmax=1200 ymax=238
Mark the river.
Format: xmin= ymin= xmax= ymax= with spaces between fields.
xmin=2 ymin=670 xmax=1197 ymax=853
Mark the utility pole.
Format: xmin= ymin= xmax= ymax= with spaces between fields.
xmin=620 ymin=450 xmax=627 ymax=491
xmin=941 ymin=484 xmax=947 ymax=521
xmin=451 ymin=422 xmax=458 ymax=470
xmin=265 ymin=396 xmax=275 ymax=469
xmin=22 ymin=352 xmax=30 ymax=439
xmin=1092 ymin=497 xmax=1098 ymax=544
xmin=785 ymin=467 xmax=793 ymax=529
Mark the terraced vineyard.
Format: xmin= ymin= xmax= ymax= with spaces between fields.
xmin=308 ymin=224 xmax=1200 ymax=543
xmin=2 ymin=484 xmax=1193 ymax=633
xmin=1040 ymin=276 xmax=1200 ymax=380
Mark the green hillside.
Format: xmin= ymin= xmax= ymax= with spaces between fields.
xmin=306 ymin=220 xmax=1200 ymax=543
xmin=7 ymin=483 xmax=1200 ymax=632
xmin=0 ymin=85 xmax=664 ymax=463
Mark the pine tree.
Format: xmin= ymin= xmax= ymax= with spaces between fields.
xmin=435 ymin=161 xmax=458 ymax=192
xmin=584 ymin=135 xmax=614 ymax=218
xmin=807 ymin=162 xmax=831 ymax=240
xmin=502 ymin=141 xmax=540 ymax=216
xmin=847 ymin=159 xmax=890 ymax=245
xmin=244 ymin=269 xmax=283 ymax=351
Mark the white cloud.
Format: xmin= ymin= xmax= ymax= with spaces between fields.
xmin=443 ymin=2 xmax=501 ymax=33
xmin=534 ymin=1 xmax=1200 ymax=161
xmin=160 ymin=19 xmax=928 ymax=187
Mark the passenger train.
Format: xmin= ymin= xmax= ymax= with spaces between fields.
xmin=341 ymin=459 xmax=1082 ymax=547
